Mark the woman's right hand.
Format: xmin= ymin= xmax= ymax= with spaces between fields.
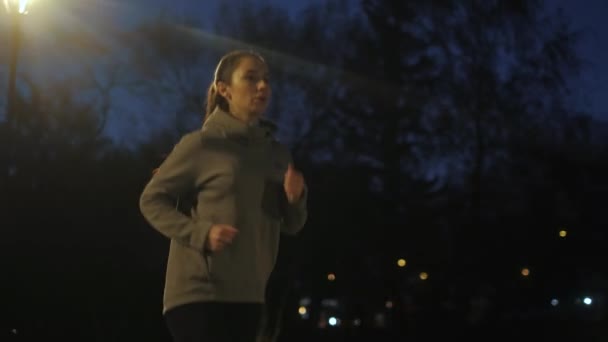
xmin=205 ymin=224 xmax=239 ymax=253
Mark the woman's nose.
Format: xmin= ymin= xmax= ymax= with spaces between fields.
xmin=257 ymin=79 xmax=270 ymax=90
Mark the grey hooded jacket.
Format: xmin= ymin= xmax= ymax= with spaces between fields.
xmin=139 ymin=107 xmax=307 ymax=313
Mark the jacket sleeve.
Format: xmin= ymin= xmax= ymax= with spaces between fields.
xmin=280 ymin=149 xmax=308 ymax=235
xmin=139 ymin=132 xmax=212 ymax=252
xmin=280 ymin=184 xmax=308 ymax=235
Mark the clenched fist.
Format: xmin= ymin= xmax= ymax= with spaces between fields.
xmin=284 ymin=163 xmax=305 ymax=204
xmin=205 ymin=224 xmax=238 ymax=253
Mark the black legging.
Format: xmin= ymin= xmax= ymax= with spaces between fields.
xmin=164 ymin=302 xmax=263 ymax=342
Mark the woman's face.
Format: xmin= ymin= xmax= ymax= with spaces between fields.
xmin=220 ymin=56 xmax=271 ymax=122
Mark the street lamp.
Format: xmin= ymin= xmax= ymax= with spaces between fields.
xmin=4 ymin=0 xmax=30 ymax=126
xmin=4 ymin=0 xmax=31 ymax=14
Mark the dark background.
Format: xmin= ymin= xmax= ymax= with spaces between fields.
xmin=1 ymin=1 xmax=607 ymax=341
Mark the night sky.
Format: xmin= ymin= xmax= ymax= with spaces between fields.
xmin=550 ymin=0 xmax=608 ymax=120
xmin=161 ymin=0 xmax=608 ymax=120
xmin=6 ymin=0 xmax=607 ymax=145
xmin=152 ymin=0 xmax=608 ymax=118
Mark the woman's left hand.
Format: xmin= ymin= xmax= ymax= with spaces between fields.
xmin=284 ymin=163 xmax=305 ymax=203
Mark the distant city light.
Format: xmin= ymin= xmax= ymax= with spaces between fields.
xmin=353 ymin=318 xmax=362 ymax=326
xmin=583 ymin=297 xmax=593 ymax=305
xmin=321 ymin=298 xmax=339 ymax=308
xmin=559 ymin=230 xmax=567 ymax=238
xmin=298 ymin=306 xmax=307 ymax=315
xmin=373 ymin=313 xmax=386 ymax=328
xmin=419 ymin=272 xmax=428 ymax=280
xmin=521 ymin=268 xmax=530 ymax=277
xmin=299 ymin=297 xmax=311 ymax=306
xmin=397 ymin=259 xmax=407 ymax=267
xmin=551 ymin=299 xmax=559 ymax=306
xmin=327 ymin=273 xmax=336 ymax=281
xmin=385 ymin=300 xmax=393 ymax=309
xmin=328 ymin=317 xmax=340 ymax=326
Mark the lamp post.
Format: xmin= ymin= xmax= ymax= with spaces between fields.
xmin=4 ymin=0 xmax=30 ymax=127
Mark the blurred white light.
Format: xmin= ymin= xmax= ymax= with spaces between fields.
xmin=328 ymin=317 xmax=339 ymax=326
xmin=4 ymin=0 xmax=30 ymax=14
xmin=551 ymin=299 xmax=559 ymax=307
xmin=583 ymin=297 xmax=592 ymax=305
xmin=353 ymin=318 xmax=361 ymax=326
xmin=321 ymin=298 xmax=339 ymax=308
xmin=299 ymin=297 xmax=311 ymax=306
xmin=374 ymin=312 xmax=386 ymax=328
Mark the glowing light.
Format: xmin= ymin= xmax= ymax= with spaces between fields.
xmin=328 ymin=317 xmax=339 ymax=326
xmin=298 ymin=306 xmax=307 ymax=315
xmin=583 ymin=297 xmax=592 ymax=305
xmin=521 ymin=268 xmax=530 ymax=277
xmin=299 ymin=297 xmax=311 ymax=306
xmin=327 ymin=273 xmax=336 ymax=281
xmin=4 ymin=0 xmax=31 ymax=14
xmin=321 ymin=298 xmax=338 ymax=307
xmin=353 ymin=318 xmax=361 ymax=326
xmin=419 ymin=272 xmax=428 ymax=280
xmin=397 ymin=259 xmax=407 ymax=267
xmin=559 ymin=230 xmax=567 ymax=238
xmin=551 ymin=299 xmax=559 ymax=307
xmin=385 ymin=301 xmax=393 ymax=309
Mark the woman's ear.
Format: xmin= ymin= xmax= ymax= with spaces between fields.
xmin=217 ymin=81 xmax=231 ymax=101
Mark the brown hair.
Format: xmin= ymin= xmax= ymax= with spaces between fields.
xmin=204 ymin=50 xmax=266 ymax=123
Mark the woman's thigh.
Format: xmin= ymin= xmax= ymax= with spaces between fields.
xmin=164 ymin=302 xmax=262 ymax=342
